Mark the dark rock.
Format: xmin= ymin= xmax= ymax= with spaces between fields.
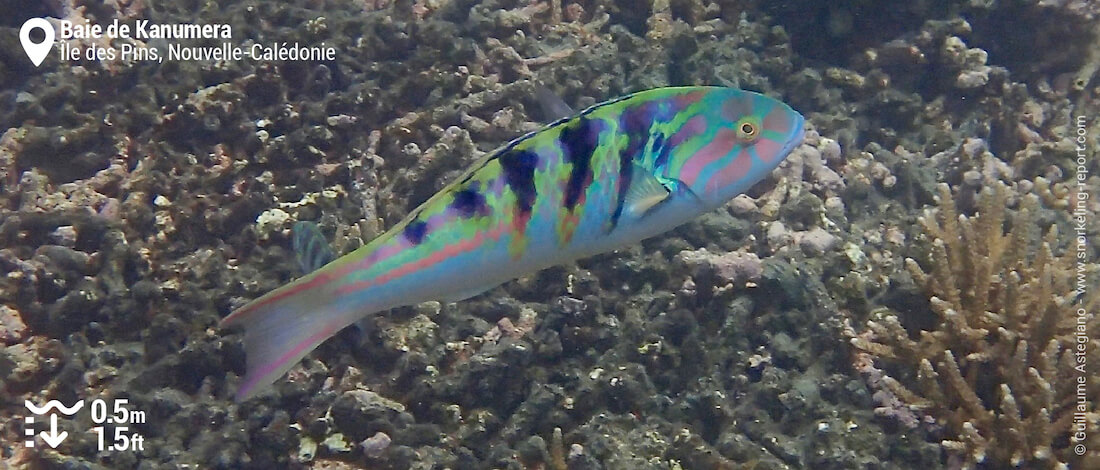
xmin=331 ymin=389 xmax=413 ymax=441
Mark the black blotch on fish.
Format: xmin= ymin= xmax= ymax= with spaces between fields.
xmin=559 ymin=117 xmax=599 ymax=211
xmin=652 ymin=133 xmax=672 ymax=170
xmin=450 ymin=182 xmax=486 ymax=217
xmin=403 ymin=218 xmax=429 ymax=245
xmin=610 ymin=105 xmax=652 ymax=230
xmin=498 ymin=149 xmax=539 ymax=220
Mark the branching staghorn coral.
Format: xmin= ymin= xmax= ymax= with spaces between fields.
xmin=850 ymin=181 xmax=1100 ymax=469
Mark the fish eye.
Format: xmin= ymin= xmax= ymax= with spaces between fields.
xmin=736 ymin=118 xmax=759 ymax=141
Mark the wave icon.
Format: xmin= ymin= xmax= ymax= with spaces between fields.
xmin=25 ymin=400 xmax=84 ymax=416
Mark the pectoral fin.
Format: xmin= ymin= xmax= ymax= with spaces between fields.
xmin=624 ymin=164 xmax=671 ymax=218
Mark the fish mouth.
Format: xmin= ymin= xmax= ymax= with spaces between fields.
xmin=780 ymin=113 xmax=807 ymax=157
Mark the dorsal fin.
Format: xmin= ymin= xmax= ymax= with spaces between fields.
xmin=535 ymin=85 xmax=575 ymax=122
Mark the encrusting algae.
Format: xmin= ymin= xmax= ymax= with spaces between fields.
xmin=850 ymin=181 xmax=1100 ymax=469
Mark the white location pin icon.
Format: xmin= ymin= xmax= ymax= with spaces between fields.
xmin=20 ymin=18 xmax=55 ymax=67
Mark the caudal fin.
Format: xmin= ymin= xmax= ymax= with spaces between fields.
xmin=221 ymin=277 xmax=356 ymax=401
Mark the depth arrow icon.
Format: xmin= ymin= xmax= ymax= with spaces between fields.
xmin=39 ymin=414 xmax=67 ymax=448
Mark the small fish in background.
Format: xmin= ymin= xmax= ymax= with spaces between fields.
xmin=291 ymin=221 xmax=336 ymax=274
xmin=222 ymin=86 xmax=805 ymax=400
xmin=291 ymin=221 xmax=376 ymax=334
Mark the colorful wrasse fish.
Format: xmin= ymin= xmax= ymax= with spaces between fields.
xmin=222 ymin=86 xmax=805 ymax=400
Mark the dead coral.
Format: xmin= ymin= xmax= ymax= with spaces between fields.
xmin=850 ymin=181 xmax=1100 ymax=469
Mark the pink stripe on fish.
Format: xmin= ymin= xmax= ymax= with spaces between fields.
xmin=751 ymin=137 xmax=783 ymax=163
xmin=677 ymin=128 xmax=738 ymax=187
xmin=240 ymin=214 xmax=468 ymax=321
xmin=721 ymin=97 xmax=754 ymax=122
xmin=334 ymin=222 xmax=511 ymax=296
xmin=224 ymin=272 xmax=336 ymax=324
xmin=705 ymin=147 xmax=751 ymax=194
xmin=763 ymin=107 xmax=795 ymax=136
xmin=362 ymin=243 xmax=404 ymax=267
xmin=669 ymin=115 xmax=707 ymax=147
xmin=673 ymin=90 xmax=706 ymax=108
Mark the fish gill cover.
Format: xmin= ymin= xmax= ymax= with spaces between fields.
xmin=0 ymin=1 xmax=1098 ymax=469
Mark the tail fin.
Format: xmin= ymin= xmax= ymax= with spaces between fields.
xmin=221 ymin=276 xmax=357 ymax=401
